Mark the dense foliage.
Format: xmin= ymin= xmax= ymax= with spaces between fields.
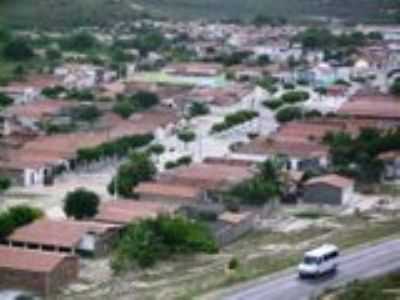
xmin=3 ymin=38 xmax=34 ymax=60
xmin=276 ymin=106 xmax=303 ymax=123
xmin=323 ymin=128 xmax=400 ymax=183
xmin=112 ymin=91 xmax=159 ymax=119
xmin=211 ymin=110 xmax=258 ymax=133
xmin=228 ymin=160 xmax=282 ymax=205
xmin=177 ymin=129 xmax=196 ymax=147
xmin=0 ymin=176 xmax=11 ymax=193
xmin=77 ymin=133 xmax=153 ymax=162
xmin=165 ymin=155 xmax=192 ymax=169
xmin=111 ymin=215 xmax=218 ymax=270
xmin=263 ymin=99 xmax=284 ymax=110
xmin=281 ymin=90 xmax=310 ymax=104
xmin=189 ymin=101 xmax=210 ymax=117
xmin=0 ymin=92 xmax=13 ymax=108
xmin=390 ymin=78 xmax=400 ymax=96
xmin=109 ymin=151 xmax=156 ymax=197
xmin=63 ymin=188 xmax=100 ymax=219
xmin=0 ymin=205 xmax=43 ymax=239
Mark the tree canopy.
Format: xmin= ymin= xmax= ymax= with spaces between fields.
xmin=0 ymin=205 xmax=43 ymax=239
xmin=63 ymin=188 xmax=100 ymax=220
xmin=109 ymin=151 xmax=156 ymax=198
xmin=3 ymin=38 xmax=34 ymax=61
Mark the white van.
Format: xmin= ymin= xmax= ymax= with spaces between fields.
xmin=298 ymin=244 xmax=339 ymax=278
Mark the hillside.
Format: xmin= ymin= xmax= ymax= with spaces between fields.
xmin=0 ymin=0 xmax=398 ymax=29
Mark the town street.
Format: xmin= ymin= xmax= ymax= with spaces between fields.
xmin=224 ymin=239 xmax=400 ymax=300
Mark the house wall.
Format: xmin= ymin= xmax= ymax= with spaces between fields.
xmin=214 ymin=217 xmax=254 ymax=247
xmin=303 ymin=183 xmax=343 ymax=206
xmin=0 ymin=256 xmax=78 ymax=297
xmin=47 ymin=256 xmax=79 ymax=296
xmin=0 ymin=268 xmax=47 ymax=296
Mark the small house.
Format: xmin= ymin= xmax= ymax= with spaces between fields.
xmin=0 ymin=246 xmax=78 ymax=297
xmin=303 ymin=174 xmax=354 ymax=206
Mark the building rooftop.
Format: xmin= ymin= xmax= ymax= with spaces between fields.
xmin=338 ymin=96 xmax=400 ymax=120
xmin=0 ymin=246 xmax=73 ymax=273
xmin=135 ymin=182 xmax=202 ymax=200
xmin=94 ymin=200 xmax=178 ymax=225
xmin=160 ymin=163 xmax=253 ymax=189
xmin=305 ymin=174 xmax=354 ymax=189
xmin=8 ymin=219 xmax=119 ymax=248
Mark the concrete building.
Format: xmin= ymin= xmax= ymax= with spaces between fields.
xmin=0 ymin=246 xmax=78 ymax=297
xmin=7 ymin=219 xmax=121 ymax=257
xmin=303 ymin=174 xmax=355 ymax=206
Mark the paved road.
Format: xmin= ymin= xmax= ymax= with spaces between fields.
xmin=225 ymin=239 xmax=400 ymax=300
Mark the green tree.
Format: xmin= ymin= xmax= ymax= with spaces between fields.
xmin=276 ymin=106 xmax=303 ymax=122
xmin=0 ymin=176 xmax=11 ymax=193
xmin=131 ymin=91 xmax=159 ymax=110
xmin=0 ymin=93 xmax=13 ymax=108
xmin=390 ymin=78 xmax=400 ymax=96
xmin=177 ymin=130 xmax=196 ymax=149
xmin=189 ymin=101 xmax=210 ymax=117
xmin=0 ymin=205 xmax=43 ymax=239
xmin=7 ymin=205 xmax=43 ymax=227
xmin=112 ymin=100 xmax=137 ymax=119
xmin=109 ymin=152 xmax=156 ymax=197
xmin=46 ymin=48 xmax=62 ymax=61
xmin=62 ymin=32 xmax=97 ymax=51
xmin=63 ymin=188 xmax=100 ymax=219
xmin=3 ymin=39 xmax=34 ymax=61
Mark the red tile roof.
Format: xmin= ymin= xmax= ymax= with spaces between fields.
xmin=0 ymin=246 xmax=73 ymax=273
xmin=160 ymin=163 xmax=253 ymax=189
xmin=95 ymin=200 xmax=178 ymax=225
xmin=8 ymin=219 xmax=119 ymax=248
xmin=236 ymin=137 xmax=328 ymax=159
xmin=305 ymin=174 xmax=354 ymax=189
xmin=135 ymin=182 xmax=202 ymax=200
xmin=6 ymin=100 xmax=75 ymax=120
xmin=338 ymin=96 xmax=400 ymax=120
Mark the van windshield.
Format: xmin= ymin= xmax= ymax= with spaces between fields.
xmin=304 ymin=256 xmax=319 ymax=265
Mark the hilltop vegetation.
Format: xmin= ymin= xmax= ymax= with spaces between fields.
xmin=0 ymin=0 xmax=399 ymax=29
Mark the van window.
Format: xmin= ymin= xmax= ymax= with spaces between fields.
xmin=304 ymin=256 xmax=320 ymax=264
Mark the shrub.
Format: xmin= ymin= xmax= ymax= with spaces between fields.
xmin=77 ymin=134 xmax=153 ymax=162
xmin=148 ymin=144 xmax=165 ymax=156
xmin=211 ymin=110 xmax=258 ymax=133
xmin=41 ymin=85 xmax=66 ymax=98
xmin=283 ymin=83 xmax=295 ymax=90
xmin=0 ymin=176 xmax=11 ymax=192
xmin=112 ymin=100 xmax=137 ymax=119
xmin=304 ymin=109 xmax=323 ymax=119
xmin=164 ymin=156 xmax=192 ymax=169
xmin=8 ymin=205 xmax=43 ymax=227
xmin=63 ymin=188 xmax=100 ymax=220
xmin=281 ymin=90 xmax=310 ymax=104
xmin=262 ymin=99 xmax=284 ymax=110
xmin=112 ymin=215 xmax=218 ymax=271
xmin=276 ymin=106 xmax=303 ymax=123
xmin=228 ymin=257 xmax=239 ymax=270
xmin=3 ymin=39 xmax=34 ymax=61
xmin=0 ymin=205 xmax=43 ymax=239
xmin=189 ymin=101 xmax=210 ymax=117
xmin=0 ymin=92 xmax=13 ymax=108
